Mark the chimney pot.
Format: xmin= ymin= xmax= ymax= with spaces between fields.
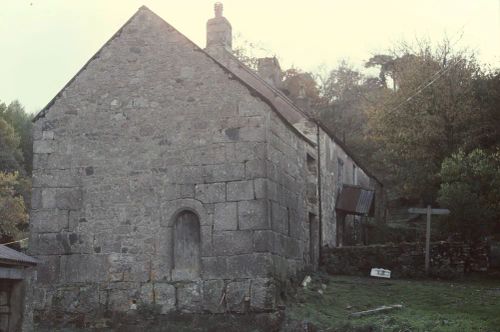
xmin=257 ymin=57 xmax=282 ymax=89
xmin=206 ymin=2 xmax=232 ymax=52
xmin=214 ymin=2 xmax=223 ymax=18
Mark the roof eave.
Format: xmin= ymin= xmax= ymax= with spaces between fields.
xmin=0 ymin=258 xmax=38 ymax=267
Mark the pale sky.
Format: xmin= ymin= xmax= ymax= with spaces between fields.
xmin=1 ymin=0 xmax=499 ymax=114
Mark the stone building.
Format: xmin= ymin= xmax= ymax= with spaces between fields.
xmin=0 ymin=245 xmax=37 ymax=331
xmin=26 ymin=4 xmax=383 ymax=328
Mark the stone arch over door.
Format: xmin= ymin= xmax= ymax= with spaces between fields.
xmin=172 ymin=210 xmax=201 ymax=280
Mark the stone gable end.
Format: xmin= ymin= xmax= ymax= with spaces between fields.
xmin=29 ymin=6 xmax=280 ymax=324
xmin=26 ymin=6 xmax=383 ymax=329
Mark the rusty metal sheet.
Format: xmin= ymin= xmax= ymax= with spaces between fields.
xmin=335 ymin=184 xmax=375 ymax=216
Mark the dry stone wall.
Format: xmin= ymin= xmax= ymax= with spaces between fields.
xmin=321 ymin=241 xmax=489 ymax=279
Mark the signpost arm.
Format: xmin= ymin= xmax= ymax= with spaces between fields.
xmin=425 ymin=205 xmax=431 ymax=275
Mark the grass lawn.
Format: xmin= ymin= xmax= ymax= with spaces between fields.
xmin=286 ymin=273 xmax=500 ymax=331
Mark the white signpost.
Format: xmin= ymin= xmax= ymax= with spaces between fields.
xmin=408 ymin=206 xmax=450 ymax=274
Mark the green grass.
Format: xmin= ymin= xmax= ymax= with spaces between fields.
xmin=286 ymin=273 xmax=500 ymax=331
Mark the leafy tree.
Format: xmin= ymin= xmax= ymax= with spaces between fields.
xmin=437 ymin=149 xmax=500 ymax=240
xmin=0 ymin=100 xmax=33 ymax=174
xmin=472 ymin=71 xmax=500 ymax=150
xmin=0 ymin=100 xmax=32 ymax=244
xmin=315 ymin=61 xmax=390 ymax=189
xmin=281 ymin=68 xmax=323 ymax=109
xmin=0 ymin=172 xmax=29 ymax=243
xmin=365 ymin=54 xmax=395 ymax=88
xmin=0 ymin=117 xmax=24 ymax=173
xmin=231 ymin=34 xmax=500 ymax=241
xmin=319 ymin=61 xmax=380 ymax=145
xmin=366 ymin=40 xmax=482 ymax=200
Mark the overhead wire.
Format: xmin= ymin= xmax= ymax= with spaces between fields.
xmin=385 ymin=57 xmax=465 ymax=116
xmin=381 ymin=21 xmax=471 ymax=116
xmin=1 ymin=238 xmax=28 ymax=245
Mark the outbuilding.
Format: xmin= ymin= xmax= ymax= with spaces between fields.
xmin=0 ymin=245 xmax=37 ymax=332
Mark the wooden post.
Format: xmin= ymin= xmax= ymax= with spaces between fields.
xmin=425 ymin=205 xmax=431 ymax=275
xmin=408 ymin=207 xmax=450 ymax=275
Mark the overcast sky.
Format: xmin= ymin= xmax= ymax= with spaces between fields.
xmin=1 ymin=0 xmax=499 ymax=114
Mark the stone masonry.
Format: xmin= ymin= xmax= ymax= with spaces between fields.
xmin=321 ymin=241 xmax=489 ymax=278
xmin=26 ymin=5 xmax=383 ymax=329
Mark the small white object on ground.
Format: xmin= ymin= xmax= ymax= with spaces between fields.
xmin=370 ymin=268 xmax=391 ymax=278
xmin=301 ymin=275 xmax=312 ymax=287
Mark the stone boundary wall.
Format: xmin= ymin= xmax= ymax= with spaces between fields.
xmin=321 ymin=241 xmax=489 ymax=279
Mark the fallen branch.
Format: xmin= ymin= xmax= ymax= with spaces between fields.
xmin=350 ymin=304 xmax=403 ymax=317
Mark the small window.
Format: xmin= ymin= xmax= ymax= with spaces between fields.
xmin=353 ymin=165 xmax=357 ymax=185
xmin=306 ymin=153 xmax=317 ymax=175
xmin=337 ymin=158 xmax=344 ymax=185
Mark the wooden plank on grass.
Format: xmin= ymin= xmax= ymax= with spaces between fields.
xmin=350 ymin=304 xmax=403 ymax=317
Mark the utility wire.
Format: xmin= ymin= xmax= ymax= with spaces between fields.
xmin=1 ymin=238 xmax=28 ymax=245
xmin=385 ymin=57 xmax=465 ymax=116
xmin=382 ymin=20 xmax=469 ymax=115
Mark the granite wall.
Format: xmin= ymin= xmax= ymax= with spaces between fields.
xmin=317 ymin=127 xmax=379 ymax=248
xmin=27 ymin=7 xmax=294 ymax=328
xmin=26 ymin=5 xmax=385 ymax=330
xmin=265 ymin=110 xmax=315 ymax=276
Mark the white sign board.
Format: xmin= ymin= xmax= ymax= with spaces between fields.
xmin=370 ymin=268 xmax=391 ymax=279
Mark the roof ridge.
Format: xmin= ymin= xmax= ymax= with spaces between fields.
xmin=201 ymin=51 xmax=316 ymax=146
xmin=222 ymin=51 xmax=312 ymax=120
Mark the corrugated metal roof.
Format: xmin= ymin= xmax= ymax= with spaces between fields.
xmin=0 ymin=245 xmax=38 ymax=266
xmin=336 ymin=184 xmax=375 ymax=216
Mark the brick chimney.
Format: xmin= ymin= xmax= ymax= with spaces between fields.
xmin=257 ymin=57 xmax=282 ymax=89
xmin=206 ymin=2 xmax=232 ymax=55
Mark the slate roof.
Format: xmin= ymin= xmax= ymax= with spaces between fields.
xmin=204 ymin=50 xmax=316 ymax=146
xmin=0 ymin=244 xmax=38 ymax=266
